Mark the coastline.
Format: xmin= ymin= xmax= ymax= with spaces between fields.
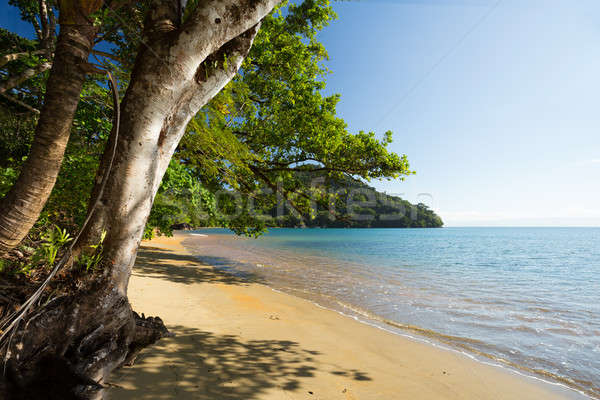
xmin=107 ymin=232 xmax=584 ymax=399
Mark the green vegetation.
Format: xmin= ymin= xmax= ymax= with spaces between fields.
xmin=0 ymin=0 xmax=442 ymax=264
xmin=157 ymin=171 xmax=443 ymax=230
xmin=0 ymin=0 xmax=444 ymax=391
xmin=263 ymin=178 xmax=444 ymax=229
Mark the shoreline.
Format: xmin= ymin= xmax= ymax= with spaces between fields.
xmin=107 ymin=232 xmax=587 ymax=399
xmin=266 ymin=288 xmax=590 ymax=399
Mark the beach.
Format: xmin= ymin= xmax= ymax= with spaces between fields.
xmin=107 ymin=232 xmax=580 ymax=399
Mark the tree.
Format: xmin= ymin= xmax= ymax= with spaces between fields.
xmin=0 ymin=0 xmax=100 ymax=253
xmin=0 ymin=1 xmax=282 ymax=398
xmin=158 ymin=0 xmax=412 ymax=234
xmin=0 ymin=1 xmax=414 ymax=398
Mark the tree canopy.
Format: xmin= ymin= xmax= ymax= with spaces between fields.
xmin=0 ymin=0 xmax=436 ymax=241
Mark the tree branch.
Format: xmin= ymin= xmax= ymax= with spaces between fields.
xmin=0 ymin=50 xmax=47 ymax=68
xmin=105 ymin=0 xmax=138 ymax=11
xmin=0 ymin=62 xmax=52 ymax=94
xmin=252 ymin=158 xmax=383 ymax=178
xmin=173 ymin=0 xmax=281 ymax=73
xmin=39 ymin=0 xmax=50 ymax=42
xmin=248 ymin=94 xmax=267 ymax=104
xmin=91 ymin=49 xmax=123 ymax=63
xmin=32 ymin=18 xmax=43 ymax=41
xmin=249 ymin=165 xmax=307 ymax=222
xmin=0 ymin=92 xmax=40 ymax=114
xmin=48 ymin=6 xmax=57 ymax=41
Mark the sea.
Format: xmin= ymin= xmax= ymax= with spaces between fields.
xmin=183 ymin=227 xmax=600 ymax=398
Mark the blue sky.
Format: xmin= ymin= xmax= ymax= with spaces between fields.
xmin=3 ymin=0 xmax=599 ymax=226
xmin=316 ymin=0 xmax=600 ymax=226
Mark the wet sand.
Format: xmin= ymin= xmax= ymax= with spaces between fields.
xmin=107 ymin=232 xmax=580 ymax=400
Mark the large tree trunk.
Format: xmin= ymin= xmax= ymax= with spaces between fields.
xmin=1 ymin=2 xmax=279 ymax=398
xmin=0 ymin=14 xmax=97 ymax=253
xmin=0 ymin=280 xmax=169 ymax=400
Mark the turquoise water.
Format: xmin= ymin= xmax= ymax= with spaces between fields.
xmin=185 ymin=227 xmax=600 ymax=398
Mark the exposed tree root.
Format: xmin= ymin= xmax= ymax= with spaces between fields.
xmin=0 ymin=279 xmax=169 ymax=400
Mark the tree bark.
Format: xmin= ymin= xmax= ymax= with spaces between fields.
xmin=87 ymin=24 xmax=263 ymax=295
xmin=77 ymin=0 xmax=280 ymax=286
xmin=0 ymin=61 xmax=52 ymax=94
xmin=0 ymin=281 xmax=169 ymax=400
xmin=0 ymin=22 xmax=96 ymax=253
xmin=0 ymin=50 xmax=48 ymax=68
xmin=1 ymin=1 xmax=280 ymax=398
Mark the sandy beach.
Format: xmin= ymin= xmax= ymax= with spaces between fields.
xmin=106 ymin=233 xmax=579 ymax=400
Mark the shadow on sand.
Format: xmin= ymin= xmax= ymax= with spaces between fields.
xmin=112 ymin=243 xmax=372 ymax=398
xmin=107 ymin=325 xmax=371 ymax=399
xmin=133 ymin=246 xmax=264 ymax=286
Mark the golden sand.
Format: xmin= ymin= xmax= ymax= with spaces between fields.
xmin=107 ymin=233 xmax=576 ymax=400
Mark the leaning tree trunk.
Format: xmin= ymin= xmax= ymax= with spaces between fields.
xmin=0 ymin=4 xmax=99 ymax=254
xmin=1 ymin=1 xmax=279 ymax=399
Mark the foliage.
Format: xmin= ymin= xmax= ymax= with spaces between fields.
xmin=0 ymin=108 xmax=36 ymax=167
xmin=34 ymin=225 xmax=72 ymax=266
xmin=174 ymin=0 xmax=416 ymax=233
xmin=276 ymin=178 xmax=443 ymax=228
xmin=44 ymin=134 xmax=102 ymax=231
xmin=76 ymin=230 xmax=106 ymax=272
xmin=0 ymin=0 xmax=442 ymax=277
xmin=192 ymin=172 xmax=443 ymax=229
xmin=1 ymin=224 xmax=74 ymax=277
xmin=0 ymin=162 xmax=19 ymax=197
xmin=0 ymin=26 xmax=50 ymax=113
xmin=0 ymin=223 xmax=106 ymax=277
xmin=144 ymin=159 xmax=220 ymax=239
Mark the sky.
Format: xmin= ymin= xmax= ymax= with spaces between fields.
xmin=2 ymin=0 xmax=600 ymax=226
xmin=315 ymin=0 xmax=600 ymax=226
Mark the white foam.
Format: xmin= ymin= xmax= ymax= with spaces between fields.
xmin=266 ymin=285 xmax=593 ymax=400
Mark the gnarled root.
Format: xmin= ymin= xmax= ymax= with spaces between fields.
xmin=0 ymin=282 xmax=169 ymax=399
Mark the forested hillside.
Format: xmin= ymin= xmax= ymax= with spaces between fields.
xmin=174 ymin=175 xmax=444 ymax=229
